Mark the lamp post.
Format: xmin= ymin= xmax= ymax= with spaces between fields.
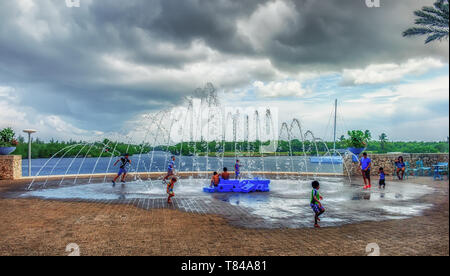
xmin=23 ymin=129 xmax=37 ymax=177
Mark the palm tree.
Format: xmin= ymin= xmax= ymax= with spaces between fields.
xmin=379 ymin=133 xmax=388 ymax=153
xmin=403 ymin=0 xmax=449 ymax=44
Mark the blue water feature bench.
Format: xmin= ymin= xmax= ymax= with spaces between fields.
xmin=203 ymin=178 xmax=270 ymax=193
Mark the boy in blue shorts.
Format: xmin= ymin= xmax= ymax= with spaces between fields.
xmin=112 ymin=153 xmax=131 ymax=187
xmin=235 ymin=159 xmax=241 ymax=179
xmin=310 ymin=180 xmax=325 ymax=228
xmin=379 ymin=167 xmax=386 ymax=189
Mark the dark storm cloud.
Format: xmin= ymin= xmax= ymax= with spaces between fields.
xmin=0 ymin=0 xmax=447 ymax=132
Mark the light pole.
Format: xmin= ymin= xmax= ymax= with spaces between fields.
xmin=23 ymin=129 xmax=37 ymax=177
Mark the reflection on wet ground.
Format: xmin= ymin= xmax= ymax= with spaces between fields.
xmin=16 ymin=177 xmax=434 ymax=228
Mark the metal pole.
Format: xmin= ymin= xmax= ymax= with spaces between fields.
xmin=28 ymin=133 xmax=32 ymax=177
xmin=333 ymin=99 xmax=337 ymax=152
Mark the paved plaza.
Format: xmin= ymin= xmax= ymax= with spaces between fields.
xmin=0 ymin=177 xmax=448 ymax=256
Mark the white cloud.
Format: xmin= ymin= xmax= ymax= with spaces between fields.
xmin=101 ymin=49 xmax=288 ymax=93
xmin=224 ymin=74 xmax=449 ymax=142
xmin=253 ymin=80 xmax=308 ymax=98
xmin=340 ymin=75 xmax=449 ymax=140
xmin=237 ymin=0 xmax=300 ymax=51
xmin=0 ymin=87 xmax=103 ymax=141
xmin=341 ymin=58 xmax=445 ymax=85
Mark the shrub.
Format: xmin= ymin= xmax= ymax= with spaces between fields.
xmin=0 ymin=127 xmax=19 ymax=147
xmin=344 ymin=130 xmax=371 ymax=148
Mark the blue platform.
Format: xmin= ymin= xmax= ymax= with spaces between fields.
xmin=203 ymin=178 xmax=270 ymax=193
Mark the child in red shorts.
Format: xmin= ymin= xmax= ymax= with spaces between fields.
xmin=167 ymin=177 xmax=177 ymax=204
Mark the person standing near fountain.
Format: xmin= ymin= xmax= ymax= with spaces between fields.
xmin=310 ymin=181 xmax=325 ymax=228
xmin=234 ymin=160 xmax=241 ymax=180
xmin=112 ymin=153 xmax=131 ymax=187
xmin=359 ymin=152 xmax=372 ymax=189
xmin=379 ymin=167 xmax=386 ymax=189
xmin=167 ymin=177 xmax=177 ymax=204
xmin=163 ymin=156 xmax=176 ymax=183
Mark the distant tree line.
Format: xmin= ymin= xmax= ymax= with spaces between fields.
xmin=13 ymin=137 xmax=151 ymax=159
xmin=11 ymin=136 xmax=449 ymax=159
xmin=164 ymin=140 xmax=449 ymax=156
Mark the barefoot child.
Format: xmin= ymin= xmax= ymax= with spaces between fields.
xmin=210 ymin=172 xmax=220 ymax=188
xmin=234 ymin=160 xmax=241 ymax=180
xmin=310 ymin=180 xmax=325 ymax=228
xmin=167 ymin=177 xmax=177 ymax=204
xmin=359 ymin=152 xmax=372 ymax=189
xmin=112 ymin=154 xmax=131 ymax=187
xmin=163 ymin=156 xmax=176 ymax=182
xmin=221 ymin=167 xmax=230 ymax=180
xmin=379 ymin=167 xmax=386 ymax=189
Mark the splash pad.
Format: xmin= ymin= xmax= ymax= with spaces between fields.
xmin=15 ymin=175 xmax=434 ymax=229
xmin=15 ymin=85 xmax=435 ymax=228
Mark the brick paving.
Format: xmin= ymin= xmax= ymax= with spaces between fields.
xmin=0 ymin=177 xmax=448 ymax=256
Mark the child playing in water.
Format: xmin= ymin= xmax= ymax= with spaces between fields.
xmin=379 ymin=167 xmax=386 ymax=189
xmin=112 ymin=153 xmax=131 ymax=187
xmin=163 ymin=156 xmax=176 ymax=182
xmin=310 ymin=180 xmax=325 ymax=228
xmin=167 ymin=177 xmax=177 ymax=204
xmin=221 ymin=167 xmax=230 ymax=180
xmin=359 ymin=152 xmax=372 ymax=189
xmin=235 ymin=160 xmax=241 ymax=179
xmin=210 ymin=172 xmax=220 ymax=187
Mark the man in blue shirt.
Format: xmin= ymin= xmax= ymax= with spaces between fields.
xmin=359 ymin=152 xmax=372 ymax=189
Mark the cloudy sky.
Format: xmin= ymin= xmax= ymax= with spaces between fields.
xmin=0 ymin=0 xmax=448 ymax=142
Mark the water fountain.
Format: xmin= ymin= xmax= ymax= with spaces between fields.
xmin=13 ymin=84 xmax=435 ymax=229
xmin=26 ymin=83 xmax=346 ymax=190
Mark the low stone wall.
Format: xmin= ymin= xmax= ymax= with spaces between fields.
xmin=344 ymin=153 xmax=449 ymax=177
xmin=1 ymin=153 xmax=447 ymax=180
xmin=0 ymin=155 xmax=22 ymax=180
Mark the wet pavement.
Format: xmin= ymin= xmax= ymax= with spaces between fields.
xmin=13 ymin=177 xmax=435 ymax=229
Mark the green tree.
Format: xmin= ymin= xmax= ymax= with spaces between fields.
xmin=379 ymin=133 xmax=388 ymax=153
xmin=403 ymin=0 xmax=449 ymax=44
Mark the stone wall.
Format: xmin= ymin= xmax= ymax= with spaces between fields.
xmin=0 ymin=155 xmax=22 ymax=180
xmin=344 ymin=153 xmax=449 ymax=177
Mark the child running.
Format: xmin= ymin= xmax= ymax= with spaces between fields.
xmin=379 ymin=167 xmax=386 ymax=189
xmin=163 ymin=156 xmax=176 ymax=183
xmin=310 ymin=180 xmax=325 ymax=228
xmin=112 ymin=153 xmax=131 ymax=187
xmin=234 ymin=160 xmax=241 ymax=180
xmin=210 ymin=172 xmax=220 ymax=188
xmin=167 ymin=177 xmax=177 ymax=204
